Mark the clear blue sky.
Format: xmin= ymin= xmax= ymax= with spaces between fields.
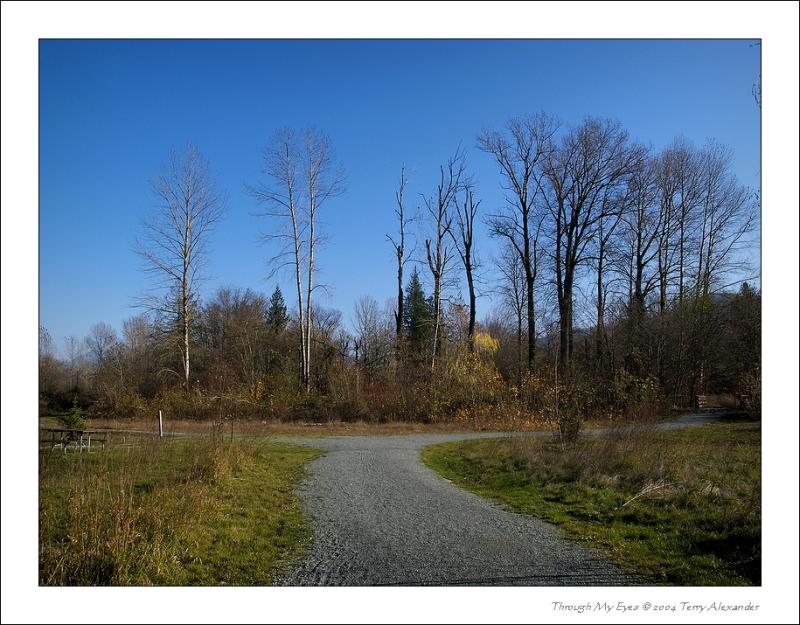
xmin=40 ymin=39 xmax=760 ymax=351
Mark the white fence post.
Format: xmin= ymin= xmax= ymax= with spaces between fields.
xmin=158 ymin=410 xmax=164 ymax=438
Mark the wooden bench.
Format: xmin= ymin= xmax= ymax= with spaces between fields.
xmin=41 ymin=428 xmax=107 ymax=453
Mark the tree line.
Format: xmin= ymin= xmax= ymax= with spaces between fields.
xmin=40 ymin=114 xmax=760 ymax=430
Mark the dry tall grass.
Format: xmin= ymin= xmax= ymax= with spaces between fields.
xmin=40 ymin=436 xmax=260 ymax=585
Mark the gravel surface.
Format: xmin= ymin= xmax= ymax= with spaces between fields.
xmin=276 ymin=414 xmax=719 ymax=586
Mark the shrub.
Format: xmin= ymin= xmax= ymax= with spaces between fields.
xmin=611 ymin=370 xmax=665 ymax=421
xmin=737 ymin=367 xmax=761 ymax=417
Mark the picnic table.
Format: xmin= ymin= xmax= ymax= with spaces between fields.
xmin=41 ymin=428 xmax=107 ymax=453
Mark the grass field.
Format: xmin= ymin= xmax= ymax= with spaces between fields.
xmin=39 ymin=436 xmax=320 ymax=585
xmin=422 ymin=419 xmax=761 ymax=585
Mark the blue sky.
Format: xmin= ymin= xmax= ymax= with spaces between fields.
xmin=40 ymin=39 xmax=760 ymax=351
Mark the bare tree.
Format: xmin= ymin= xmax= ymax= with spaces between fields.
xmin=40 ymin=326 xmax=54 ymax=357
xmin=592 ymin=144 xmax=647 ymax=370
xmin=249 ymin=128 xmax=343 ymax=391
xmin=479 ymin=113 xmax=557 ymax=371
xmin=353 ymin=295 xmax=392 ymax=381
xmin=301 ymin=129 xmax=345 ymax=390
xmin=593 ymin=195 xmax=622 ymax=372
xmin=248 ymin=129 xmax=307 ymax=386
xmin=653 ymin=139 xmax=703 ymax=396
xmin=122 ymin=314 xmax=153 ymax=394
xmin=423 ymin=150 xmax=465 ymax=369
xmin=496 ymin=242 xmax=527 ymax=384
xmin=386 ymin=167 xmax=413 ymax=342
xmin=449 ymin=181 xmax=481 ymax=346
xmin=542 ymin=117 xmax=639 ymax=376
xmin=693 ymin=140 xmax=756 ymax=299
xmin=85 ymin=322 xmax=118 ymax=367
xmin=64 ymin=335 xmax=86 ymax=391
xmin=136 ymin=142 xmax=226 ymax=389
xmin=655 ymin=138 xmax=703 ymax=310
xmin=39 ymin=326 xmax=58 ymax=394
xmin=620 ymin=152 xmax=662 ymax=322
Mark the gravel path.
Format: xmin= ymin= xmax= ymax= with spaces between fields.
xmin=276 ymin=414 xmax=719 ymax=586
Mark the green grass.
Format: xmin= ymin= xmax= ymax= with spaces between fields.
xmin=40 ymin=436 xmax=320 ymax=585
xmin=422 ymin=421 xmax=760 ymax=585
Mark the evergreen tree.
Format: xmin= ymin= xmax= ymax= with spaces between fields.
xmin=403 ymin=268 xmax=433 ymax=357
xmin=266 ymin=285 xmax=289 ymax=333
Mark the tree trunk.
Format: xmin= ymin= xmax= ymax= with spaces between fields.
xmin=466 ymin=259 xmax=476 ymax=345
xmin=558 ymin=300 xmax=570 ymax=379
xmin=183 ymin=304 xmax=190 ymax=389
xmin=516 ymin=311 xmax=523 ymax=386
xmin=291 ymin=215 xmax=306 ymax=389
xmin=431 ymin=276 xmax=441 ymax=370
xmin=522 ymin=214 xmax=536 ymax=370
xmin=305 ymin=216 xmax=314 ymax=392
xmin=182 ymin=211 xmax=191 ymax=390
xmin=596 ymin=247 xmax=606 ymax=373
xmin=396 ymin=262 xmax=404 ymax=340
xmin=559 ymin=269 xmax=574 ymax=379
xmin=526 ymin=275 xmax=536 ymax=368
xmin=678 ymin=208 xmax=686 ymax=305
xmin=567 ymin=296 xmax=575 ymax=370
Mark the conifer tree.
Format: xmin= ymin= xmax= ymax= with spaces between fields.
xmin=403 ymin=268 xmax=433 ymax=358
xmin=266 ymin=285 xmax=288 ymax=333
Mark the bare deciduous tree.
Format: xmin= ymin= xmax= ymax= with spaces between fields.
xmin=423 ymin=150 xmax=465 ymax=370
xmin=496 ymin=242 xmax=527 ymax=383
xmin=64 ymin=335 xmax=86 ymax=391
xmin=302 ymin=129 xmax=346 ymax=391
xmin=39 ymin=326 xmax=58 ymax=395
xmin=694 ymin=140 xmax=756 ymax=299
xmin=592 ymin=144 xmax=647 ymax=370
xmin=656 ymin=138 xmax=703 ymax=309
xmin=386 ymin=167 xmax=414 ymax=343
xmin=248 ymin=129 xmax=307 ymax=386
xmin=353 ymin=295 xmax=392 ymax=382
xmin=542 ymin=117 xmax=638 ymax=376
xmin=620 ymin=153 xmax=662 ymax=322
xmin=122 ymin=314 xmax=153 ymax=394
xmin=450 ymin=181 xmax=481 ymax=346
xmin=85 ymin=322 xmax=118 ymax=367
xmin=249 ymin=128 xmax=344 ymax=391
xmin=479 ymin=113 xmax=557 ymax=371
xmin=136 ymin=142 xmax=225 ymax=389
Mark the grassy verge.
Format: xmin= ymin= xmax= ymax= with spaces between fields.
xmin=40 ymin=437 xmax=320 ymax=585
xmin=422 ymin=421 xmax=760 ymax=585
